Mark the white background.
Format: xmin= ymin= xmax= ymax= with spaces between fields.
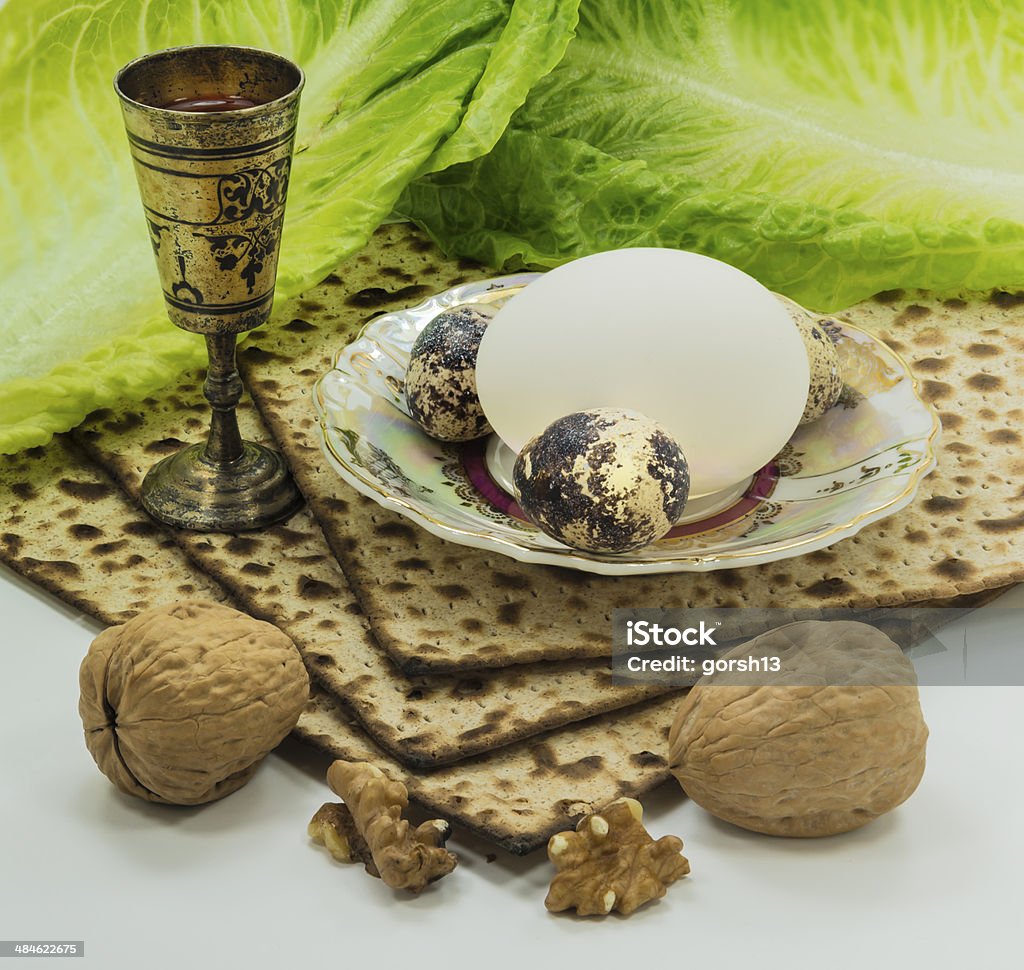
xmin=1 ymin=566 xmax=1021 ymax=970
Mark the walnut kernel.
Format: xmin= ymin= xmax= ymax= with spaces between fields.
xmin=545 ymin=798 xmax=690 ymax=916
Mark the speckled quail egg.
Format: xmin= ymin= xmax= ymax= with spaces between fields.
xmin=405 ymin=306 xmax=494 ymax=441
xmin=777 ymin=296 xmax=844 ymax=424
xmin=513 ymin=408 xmax=690 ymax=555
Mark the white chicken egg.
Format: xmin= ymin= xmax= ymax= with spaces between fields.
xmin=476 ymin=249 xmax=810 ymax=497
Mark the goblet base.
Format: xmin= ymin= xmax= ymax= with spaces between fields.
xmin=141 ymin=440 xmax=304 ymax=532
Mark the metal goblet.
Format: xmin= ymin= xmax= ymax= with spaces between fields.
xmin=115 ymin=45 xmax=305 ymax=532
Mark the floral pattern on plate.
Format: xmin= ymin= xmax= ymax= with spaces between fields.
xmin=314 ymin=275 xmax=939 ymax=575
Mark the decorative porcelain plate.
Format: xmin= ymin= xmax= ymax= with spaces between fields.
xmin=314 ymin=275 xmax=939 ymax=575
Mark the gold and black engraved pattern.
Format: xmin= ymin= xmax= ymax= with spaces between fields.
xmin=116 ymin=46 xmax=302 ymax=335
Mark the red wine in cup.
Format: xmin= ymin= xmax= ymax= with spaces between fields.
xmin=161 ymin=94 xmax=266 ymax=112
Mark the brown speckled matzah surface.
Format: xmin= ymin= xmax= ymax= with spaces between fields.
xmin=73 ymin=384 xmax=677 ymax=768
xmin=0 ymin=437 xmax=229 ymax=621
xmin=295 ymin=684 xmax=679 ymax=855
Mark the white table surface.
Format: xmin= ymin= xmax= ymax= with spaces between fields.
xmin=1 ymin=565 xmax=1021 ymax=970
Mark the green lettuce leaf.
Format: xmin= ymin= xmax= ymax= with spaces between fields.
xmin=0 ymin=0 xmax=578 ymax=453
xmin=399 ymin=0 xmax=1024 ymax=311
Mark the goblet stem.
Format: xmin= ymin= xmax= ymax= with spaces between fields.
xmin=203 ymin=333 xmax=245 ymax=465
xmin=137 ymin=327 xmax=304 ymax=532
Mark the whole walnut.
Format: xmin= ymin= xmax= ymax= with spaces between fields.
xmin=79 ymin=601 xmax=309 ymax=805
xmin=668 ymin=621 xmax=928 ymax=837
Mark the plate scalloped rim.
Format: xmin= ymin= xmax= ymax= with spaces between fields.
xmin=314 ymin=276 xmax=939 ymax=575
